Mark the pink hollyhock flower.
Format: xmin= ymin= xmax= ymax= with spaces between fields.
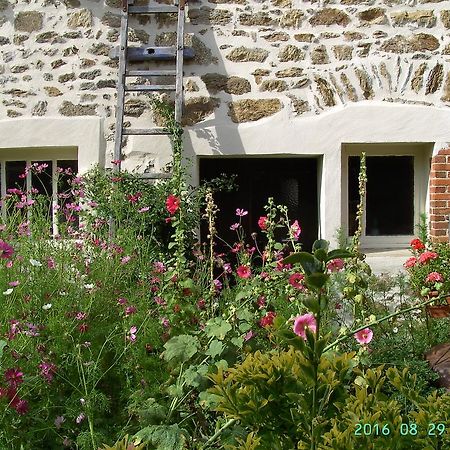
xmin=354 ymin=328 xmax=373 ymax=345
xmin=410 ymin=238 xmax=425 ymax=251
xmin=258 ymin=216 xmax=268 ymax=230
xmin=293 ymin=313 xmax=317 ymax=339
xmin=230 ymin=223 xmax=239 ymax=231
xmin=290 ymin=220 xmax=301 ymax=240
xmin=235 ymin=208 xmax=248 ymax=217
xmin=426 ymin=272 xmax=444 ymax=283
xmin=289 ymin=273 xmax=305 ymax=290
xmin=403 ymin=257 xmax=417 ymax=269
xmin=166 ymin=195 xmax=180 ymax=215
xmin=0 ymin=240 xmax=14 ymax=259
xmin=259 ymin=311 xmax=276 ymax=328
xmin=327 ymin=258 xmax=345 ymax=272
xmin=39 ymin=361 xmax=57 ymax=383
xmin=4 ymin=368 xmax=24 ymax=388
xmin=418 ymin=251 xmax=438 ymax=264
xmin=236 ymin=265 xmax=251 ymax=279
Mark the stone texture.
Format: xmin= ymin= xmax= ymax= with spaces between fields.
xmin=410 ymin=63 xmax=426 ymax=93
xmin=262 ymin=32 xmax=289 ymax=42
xmin=67 ymin=9 xmax=92 ymax=28
xmin=357 ymin=43 xmax=371 ymax=57
xmin=380 ymin=34 xmax=440 ymax=53
xmin=309 ymin=8 xmax=351 ymax=26
xmin=50 ymin=59 xmax=65 ymax=70
xmin=185 ymin=80 xmax=199 ymax=92
xmin=58 ymin=73 xmax=76 ymax=83
xmin=441 ymin=72 xmax=450 ymax=102
xmin=288 ymin=95 xmax=310 ymax=115
xmin=311 ymin=45 xmax=330 ymax=64
xmin=59 ymin=101 xmax=96 ymax=116
xmin=344 ymin=31 xmax=366 ymax=41
xmin=441 ymin=11 xmax=450 ymax=28
xmin=80 ymin=59 xmax=96 ymax=68
xmin=280 ymin=10 xmax=303 ymax=28
xmin=252 ymin=68 xmax=271 ymax=84
xmin=63 ymin=31 xmax=82 ymax=39
xmin=340 ymin=73 xmax=358 ymax=101
xmin=259 ymin=79 xmax=288 ymax=92
xmin=294 ymin=33 xmax=315 ymax=43
xmin=333 ymin=45 xmax=353 ymax=60
xmin=80 ymin=69 xmax=101 ymax=80
xmin=355 ymin=68 xmax=374 ymax=99
xmin=124 ymin=99 xmax=147 ymax=117
xmin=228 ymin=99 xmax=282 ymax=123
xmin=358 ymin=8 xmax=388 ymax=25
xmin=44 ymin=86 xmax=63 ymax=97
xmin=182 ymin=97 xmax=220 ymax=126
xmin=97 ymin=79 xmax=116 ymax=89
xmin=0 ymin=36 xmax=10 ymax=45
xmin=425 ymin=64 xmax=444 ymax=94
xmin=201 ymin=73 xmax=251 ymax=95
xmin=102 ymin=12 xmax=121 ymax=28
xmin=275 ymin=67 xmax=303 ymax=77
xmin=11 ymin=64 xmax=28 ymax=73
xmin=89 ymin=43 xmax=112 ymax=56
xmin=32 ymin=100 xmax=47 ymax=116
xmin=278 ymin=45 xmax=305 ymax=62
xmin=36 ymin=32 xmax=59 ymax=43
xmin=443 ymin=44 xmax=450 ymax=55
xmin=189 ymin=7 xmax=232 ymax=25
xmin=315 ymin=77 xmax=336 ymax=107
xmin=239 ymin=12 xmax=276 ymax=26
xmin=0 ymin=0 xmax=10 ymax=11
xmin=272 ymin=0 xmax=291 ymax=6
xmin=391 ymin=10 xmax=436 ymax=28
xmin=14 ymin=11 xmax=43 ymax=33
xmin=226 ymin=47 xmax=269 ymax=63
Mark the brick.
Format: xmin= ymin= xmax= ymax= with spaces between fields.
xmin=431 ymin=163 xmax=450 ymax=171
xmin=430 ymin=200 xmax=447 ymax=207
xmin=430 ymin=207 xmax=450 ymax=215
xmin=430 ymin=235 xmax=448 ymax=243
xmin=432 ymin=171 xmax=448 ymax=178
xmin=447 ymin=156 xmax=450 ymax=164
xmin=430 ymin=215 xmax=446 ymax=221
xmin=430 ymin=186 xmax=447 ymax=193
xmin=430 ymin=193 xmax=450 ymax=200
xmin=438 ymin=149 xmax=450 ymax=155
xmin=432 ymin=155 xmax=446 ymax=163
xmin=430 ymin=229 xmax=447 ymax=236
xmin=431 ymin=179 xmax=450 ymax=187
xmin=432 ymin=221 xmax=449 ymax=229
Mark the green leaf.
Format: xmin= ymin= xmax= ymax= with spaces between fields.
xmin=314 ymin=248 xmax=328 ymax=262
xmin=274 ymin=242 xmax=284 ymax=250
xmin=326 ymin=249 xmax=353 ymax=261
xmin=305 ymin=273 xmax=329 ymax=290
xmin=162 ymin=335 xmax=199 ymax=364
xmin=312 ymin=239 xmax=329 ymax=253
xmin=215 ymin=359 xmax=228 ymax=371
xmin=205 ymin=318 xmax=232 ymax=340
xmin=231 ymin=336 xmax=244 ymax=348
xmin=205 ymin=340 xmax=224 ymax=359
xmin=134 ymin=424 xmax=186 ymax=450
xmin=235 ymin=290 xmax=250 ymax=302
xmin=303 ymin=296 xmax=320 ymax=314
xmin=282 ymin=252 xmax=321 ymax=275
xmin=183 ymin=365 xmax=208 ymax=388
xmin=0 ymin=340 xmax=6 ymax=361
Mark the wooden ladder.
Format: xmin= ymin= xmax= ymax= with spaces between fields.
xmin=113 ymin=0 xmax=192 ymax=179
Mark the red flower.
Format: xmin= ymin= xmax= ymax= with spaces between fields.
xmin=418 ymin=251 xmax=438 ymax=264
xmin=14 ymin=398 xmax=29 ymax=415
xmin=425 ymin=272 xmax=444 ymax=283
xmin=410 ymin=238 xmax=425 ymax=251
xmin=403 ymin=256 xmax=417 ymax=269
xmin=327 ymin=258 xmax=345 ymax=272
xmin=166 ymin=195 xmax=180 ymax=215
xmin=4 ymin=368 xmax=24 ymax=388
xmin=236 ymin=265 xmax=251 ymax=279
xmin=259 ymin=311 xmax=276 ymax=328
xmin=289 ymin=273 xmax=305 ymax=290
xmin=258 ymin=216 xmax=268 ymax=230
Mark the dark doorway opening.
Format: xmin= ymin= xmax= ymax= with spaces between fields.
xmin=348 ymin=156 xmax=414 ymax=236
xmin=199 ymin=157 xmax=319 ymax=253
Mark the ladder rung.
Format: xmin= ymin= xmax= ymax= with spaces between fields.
xmin=123 ymin=128 xmax=171 ymax=135
xmin=125 ymin=85 xmax=176 ymax=92
xmin=128 ymin=5 xmax=178 ymax=14
xmin=126 ymin=70 xmax=177 ymax=77
xmin=138 ymin=173 xmax=173 ymax=179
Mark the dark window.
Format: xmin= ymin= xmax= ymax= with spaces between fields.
xmin=199 ymin=157 xmax=319 ymax=252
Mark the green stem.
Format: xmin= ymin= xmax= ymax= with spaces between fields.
xmin=324 ymin=294 xmax=445 ymax=353
xmin=203 ymin=419 xmax=237 ymax=448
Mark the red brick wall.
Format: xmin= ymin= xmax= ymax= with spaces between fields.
xmin=430 ymin=149 xmax=450 ymax=243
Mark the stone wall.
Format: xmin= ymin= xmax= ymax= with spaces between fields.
xmin=1 ymin=0 xmax=450 ymax=162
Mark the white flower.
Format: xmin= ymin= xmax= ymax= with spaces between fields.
xmin=42 ymin=303 xmax=52 ymax=310
xmin=3 ymin=288 xmax=13 ymax=295
xmin=29 ymin=259 xmax=42 ymax=267
xmin=84 ymin=284 xmax=94 ymax=289
xmin=393 ymin=327 xmax=399 ymax=333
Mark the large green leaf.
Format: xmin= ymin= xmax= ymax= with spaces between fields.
xmin=134 ymin=424 xmax=186 ymax=450
xmin=205 ymin=340 xmax=224 ymax=359
xmin=305 ymin=273 xmax=329 ymax=290
xmin=312 ymin=239 xmax=329 ymax=253
xmin=326 ymin=249 xmax=354 ymax=261
xmin=162 ymin=335 xmax=199 ymax=364
xmin=282 ymin=252 xmax=322 ymax=275
xmin=205 ymin=318 xmax=232 ymax=340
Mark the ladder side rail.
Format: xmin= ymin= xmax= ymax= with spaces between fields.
xmin=174 ymin=0 xmax=186 ymax=124
xmin=113 ymin=1 xmax=130 ymax=172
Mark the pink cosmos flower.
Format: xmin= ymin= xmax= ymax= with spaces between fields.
xmin=121 ymin=256 xmax=131 ymax=265
xmin=14 ymin=399 xmax=29 ymax=415
xmin=128 ymin=326 xmax=137 ymax=343
xmin=236 ymin=265 xmax=251 ymax=279
xmin=0 ymin=240 xmax=14 ymax=259
xmin=138 ymin=206 xmax=150 ymax=213
xmin=418 ymin=251 xmax=438 ymax=264
xmin=125 ymin=306 xmax=137 ymax=316
xmin=230 ymin=223 xmax=239 ymax=231
xmin=54 ymin=416 xmax=65 ymax=429
xmin=258 ymin=216 xmax=268 ymax=230
xmin=244 ymin=330 xmax=256 ymax=341
xmin=153 ymin=261 xmax=166 ymax=273
xmin=161 ymin=317 xmax=170 ymax=328
xmin=117 ymin=297 xmax=127 ymax=305
xmin=47 ymin=258 xmax=56 ymax=269
xmin=9 ymin=281 xmax=19 ymax=287
xmin=327 ymin=258 xmax=345 ymax=272
xmin=289 ymin=273 xmax=305 ymax=290
xmin=6 ymin=260 xmax=13 ymax=269
xmin=256 ymin=295 xmax=266 ymax=309
xmin=76 ymin=413 xmax=85 ymax=424
xmin=293 ymin=313 xmax=317 ymax=339
xmin=166 ymin=195 xmax=180 ymax=215
xmin=75 ymin=312 xmax=87 ymax=321
xmin=290 ymin=220 xmax=301 ymax=240
xmin=426 ymin=272 xmax=444 ymax=283
xmin=197 ymin=299 xmax=206 ymax=310
xmin=354 ymin=328 xmax=373 ymax=345
xmin=403 ymin=257 xmax=417 ymax=269
xmin=259 ymin=311 xmax=276 ymax=328
xmin=235 ymin=208 xmax=248 ymax=217
xmin=213 ymin=279 xmax=222 ymax=290
xmin=39 ymin=361 xmax=57 ymax=383
xmin=4 ymin=368 xmax=24 ymax=388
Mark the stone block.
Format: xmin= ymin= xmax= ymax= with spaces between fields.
xmin=68 ymin=9 xmax=92 ymax=28
xmin=309 ymin=8 xmax=351 ymax=26
xmin=226 ymin=46 xmax=269 ymax=63
xmin=14 ymin=11 xmax=43 ymax=33
xmin=228 ymin=98 xmax=282 ymax=123
xmin=278 ymin=45 xmax=305 ymax=62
